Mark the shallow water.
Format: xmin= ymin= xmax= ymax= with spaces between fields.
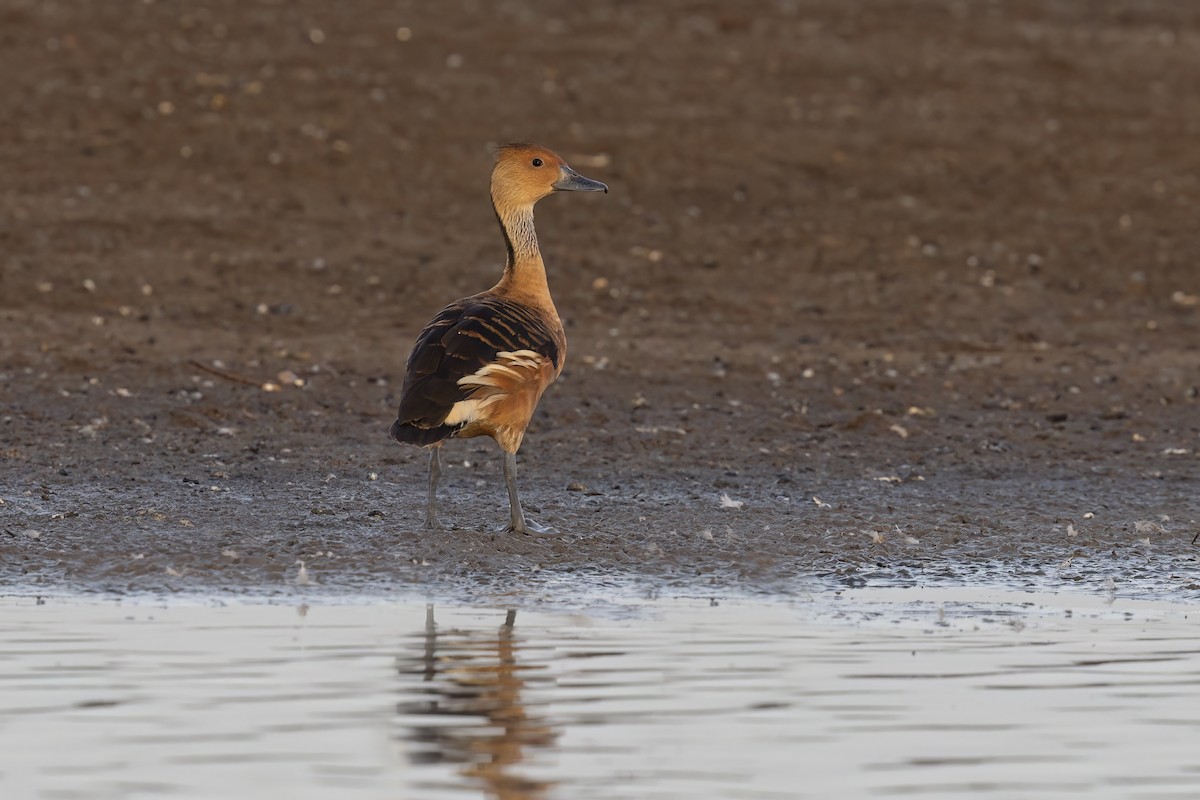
xmin=2 ymin=590 xmax=1198 ymax=799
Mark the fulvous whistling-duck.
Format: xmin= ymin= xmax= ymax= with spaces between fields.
xmin=390 ymin=144 xmax=607 ymax=534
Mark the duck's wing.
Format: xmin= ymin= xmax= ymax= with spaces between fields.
xmin=390 ymin=296 xmax=562 ymax=444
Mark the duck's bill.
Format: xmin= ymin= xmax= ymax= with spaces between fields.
xmin=553 ymin=165 xmax=608 ymax=193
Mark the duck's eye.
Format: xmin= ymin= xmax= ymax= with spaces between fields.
xmin=531 ymin=158 xmax=543 ymax=167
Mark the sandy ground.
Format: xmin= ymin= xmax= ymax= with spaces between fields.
xmin=1 ymin=0 xmax=1198 ymax=599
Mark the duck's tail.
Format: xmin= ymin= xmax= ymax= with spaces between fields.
xmin=389 ymin=418 xmax=456 ymax=447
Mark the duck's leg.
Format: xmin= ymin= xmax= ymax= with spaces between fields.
xmin=425 ymin=444 xmax=445 ymax=530
xmin=501 ymin=450 xmax=556 ymax=536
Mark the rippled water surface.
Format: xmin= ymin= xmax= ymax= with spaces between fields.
xmin=2 ymin=590 xmax=1198 ymax=799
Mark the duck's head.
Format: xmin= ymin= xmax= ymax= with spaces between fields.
xmin=491 ymin=143 xmax=608 ymax=210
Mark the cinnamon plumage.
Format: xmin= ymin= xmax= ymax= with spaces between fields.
xmin=390 ymin=144 xmax=607 ymax=533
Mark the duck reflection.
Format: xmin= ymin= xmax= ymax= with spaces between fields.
xmin=398 ymin=606 xmax=557 ymax=799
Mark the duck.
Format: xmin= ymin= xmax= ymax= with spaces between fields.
xmin=390 ymin=143 xmax=607 ymax=534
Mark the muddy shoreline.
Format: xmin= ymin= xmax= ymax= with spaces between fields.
xmin=3 ymin=464 xmax=1196 ymax=601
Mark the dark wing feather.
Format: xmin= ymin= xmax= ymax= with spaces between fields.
xmin=390 ymin=296 xmax=560 ymax=445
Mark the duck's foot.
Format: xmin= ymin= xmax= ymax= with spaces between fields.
xmin=500 ymin=517 xmax=559 ymax=537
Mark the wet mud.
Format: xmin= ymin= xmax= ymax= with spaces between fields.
xmin=2 ymin=1 xmax=1199 ymax=601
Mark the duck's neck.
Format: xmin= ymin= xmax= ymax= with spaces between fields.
xmin=492 ymin=200 xmax=551 ymax=303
